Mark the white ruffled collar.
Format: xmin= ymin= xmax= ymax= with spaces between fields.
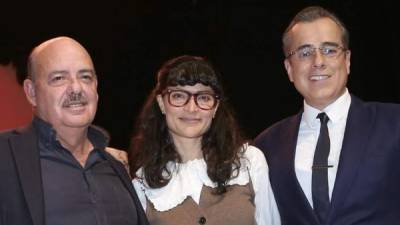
xmin=135 ymin=150 xmax=251 ymax=211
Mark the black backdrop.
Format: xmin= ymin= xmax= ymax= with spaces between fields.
xmin=1 ymin=0 xmax=398 ymax=149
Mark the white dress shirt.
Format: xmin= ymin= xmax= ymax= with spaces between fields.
xmin=295 ymin=89 xmax=351 ymax=208
xmin=133 ymin=144 xmax=281 ymax=225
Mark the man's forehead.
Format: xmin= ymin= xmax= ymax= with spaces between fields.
xmin=288 ymin=19 xmax=342 ymax=46
xmin=34 ymin=43 xmax=92 ymax=68
xmin=35 ymin=42 xmax=86 ymax=60
xmin=34 ymin=37 xmax=80 ymax=52
xmin=290 ymin=18 xmax=341 ymax=35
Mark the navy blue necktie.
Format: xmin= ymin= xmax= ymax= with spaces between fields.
xmin=312 ymin=112 xmax=331 ymax=223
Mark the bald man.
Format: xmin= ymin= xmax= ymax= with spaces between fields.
xmin=0 ymin=37 xmax=148 ymax=225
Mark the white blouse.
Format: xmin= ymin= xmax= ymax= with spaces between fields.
xmin=132 ymin=144 xmax=281 ymax=225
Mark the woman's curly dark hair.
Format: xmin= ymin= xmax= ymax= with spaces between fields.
xmin=128 ymin=55 xmax=245 ymax=194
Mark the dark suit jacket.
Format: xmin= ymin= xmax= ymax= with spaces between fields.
xmin=254 ymin=95 xmax=400 ymax=225
xmin=0 ymin=124 xmax=149 ymax=225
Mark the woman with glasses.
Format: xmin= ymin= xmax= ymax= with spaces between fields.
xmin=128 ymin=55 xmax=280 ymax=225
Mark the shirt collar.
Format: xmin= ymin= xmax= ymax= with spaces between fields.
xmin=32 ymin=116 xmax=57 ymax=146
xmin=303 ymin=89 xmax=351 ymax=128
xmin=32 ymin=116 xmax=109 ymax=151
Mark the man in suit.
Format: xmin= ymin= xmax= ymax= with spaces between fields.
xmin=0 ymin=37 xmax=148 ymax=225
xmin=254 ymin=6 xmax=400 ymax=225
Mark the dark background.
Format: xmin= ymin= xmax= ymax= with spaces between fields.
xmin=1 ymin=0 xmax=399 ymax=149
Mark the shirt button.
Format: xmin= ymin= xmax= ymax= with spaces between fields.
xmin=198 ymin=216 xmax=206 ymax=224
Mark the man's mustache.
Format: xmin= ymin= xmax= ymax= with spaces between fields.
xmin=62 ymin=92 xmax=88 ymax=107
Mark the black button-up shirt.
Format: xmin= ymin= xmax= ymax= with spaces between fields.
xmin=33 ymin=117 xmax=138 ymax=225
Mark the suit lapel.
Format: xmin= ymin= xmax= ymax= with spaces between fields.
xmin=10 ymin=126 xmax=45 ymax=225
xmin=277 ymin=112 xmax=320 ymax=224
xmin=279 ymin=113 xmax=307 ymax=202
xmin=328 ymin=96 xmax=373 ymax=219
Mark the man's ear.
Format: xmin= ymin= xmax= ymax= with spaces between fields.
xmin=284 ymin=59 xmax=294 ymax=82
xmin=156 ymin=94 xmax=166 ymax=114
xmin=23 ymin=79 xmax=37 ymax=106
xmin=345 ymin=50 xmax=351 ymax=75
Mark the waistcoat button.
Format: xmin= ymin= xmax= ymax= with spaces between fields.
xmin=198 ymin=216 xmax=206 ymax=224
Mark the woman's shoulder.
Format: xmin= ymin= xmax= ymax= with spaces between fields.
xmin=240 ymin=144 xmax=267 ymax=167
xmin=242 ymin=144 xmax=264 ymax=157
xmin=132 ymin=159 xmax=209 ymax=211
